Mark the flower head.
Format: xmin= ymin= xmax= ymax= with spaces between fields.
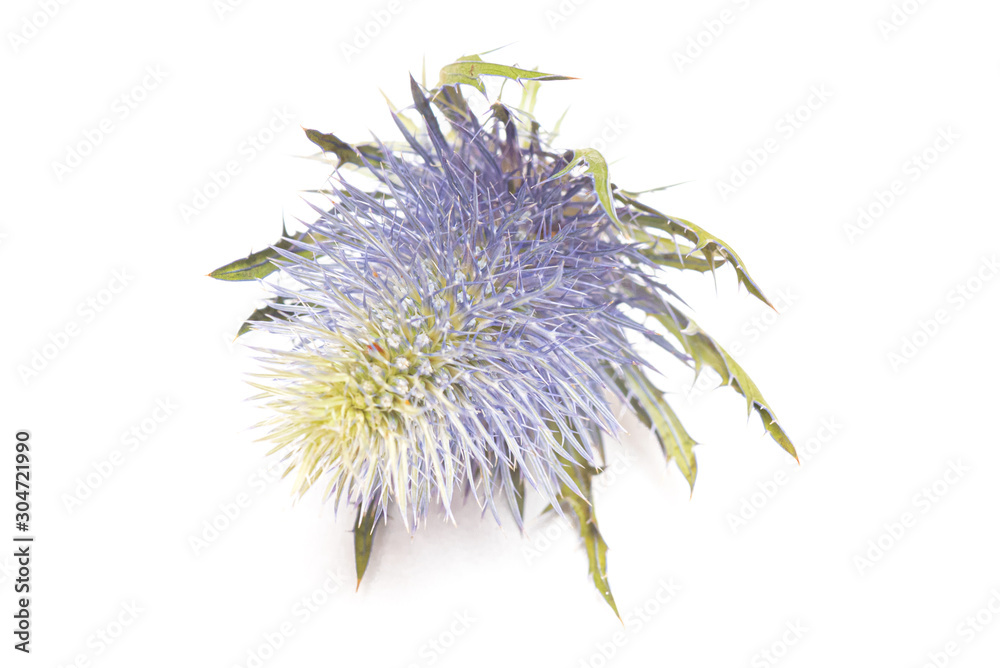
xmin=211 ymin=57 xmax=798 ymax=614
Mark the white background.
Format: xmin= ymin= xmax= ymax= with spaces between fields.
xmin=3 ymin=0 xmax=1000 ymax=666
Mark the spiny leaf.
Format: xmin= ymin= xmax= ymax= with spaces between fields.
xmin=208 ymin=233 xmax=310 ymax=281
xmin=708 ymin=340 xmax=798 ymax=462
xmin=651 ymin=310 xmax=798 ymax=463
xmin=551 ymin=148 xmax=627 ymax=235
xmin=644 ymin=250 xmax=725 ymax=273
xmin=236 ymin=298 xmax=290 ymax=338
xmin=303 ymin=128 xmax=384 ymax=168
xmin=304 ymin=128 xmax=360 ymax=165
xmin=547 ymin=420 xmax=619 ymax=619
xmin=439 ymin=57 xmax=575 ymax=93
xmin=619 ymin=193 xmax=774 ymax=308
xmin=354 ymin=504 xmax=380 ymax=591
xmin=208 ymin=238 xmax=292 ymax=282
xmin=603 ymin=362 xmax=656 ymax=435
xmin=558 ymin=459 xmax=620 ymax=620
xmin=622 ymin=366 xmax=698 ymax=492
xmin=633 ymin=228 xmax=726 ymax=273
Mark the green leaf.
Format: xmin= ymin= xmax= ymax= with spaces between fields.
xmin=438 ymin=58 xmax=575 ymax=93
xmin=710 ymin=340 xmax=798 ymax=462
xmin=303 ymin=128 xmax=384 ymax=168
xmin=208 ymin=244 xmax=286 ymax=281
xmin=633 ymin=228 xmax=726 ymax=273
xmin=618 ymin=193 xmax=774 ymax=308
xmin=209 ymin=234 xmax=298 ymax=281
xmin=622 ymin=366 xmax=698 ymax=493
xmin=354 ymin=504 xmax=380 ymax=591
xmin=236 ymin=299 xmax=289 ymax=338
xmin=603 ymin=362 xmax=655 ymax=434
xmin=304 ymin=128 xmax=359 ymax=164
xmin=558 ymin=460 xmax=620 ymax=620
xmin=209 ymin=228 xmax=315 ymax=282
xmin=644 ymin=250 xmax=725 ymax=273
xmin=551 ymin=148 xmax=627 ymax=235
xmin=545 ymin=419 xmax=618 ymax=619
xmin=650 ymin=310 xmax=798 ymax=463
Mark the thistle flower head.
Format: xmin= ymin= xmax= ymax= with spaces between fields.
xmin=254 ymin=102 xmax=646 ymax=531
xmin=211 ymin=57 xmax=798 ymax=613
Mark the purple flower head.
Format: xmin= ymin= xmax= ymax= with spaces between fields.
xmin=211 ymin=58 xmax=797 ymax=614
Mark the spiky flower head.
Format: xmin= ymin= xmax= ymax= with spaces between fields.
xmin=210 ymin=56 xmax=798 ymax=614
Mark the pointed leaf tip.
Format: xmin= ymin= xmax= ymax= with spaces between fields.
xmin=556 ymin=455 xmax=620 ymax=619
xmin=354 ymin=505 xmax=380 ymax=590
xmin=651 ymin=312 xmax=798 ymax=463
xmin=209 ymin=230 xmax=316 ymax=282
xmin=620 ymin=195 xmax=775 ymax=309
xmin=621 ymin=366 xmax=698 ymax=492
